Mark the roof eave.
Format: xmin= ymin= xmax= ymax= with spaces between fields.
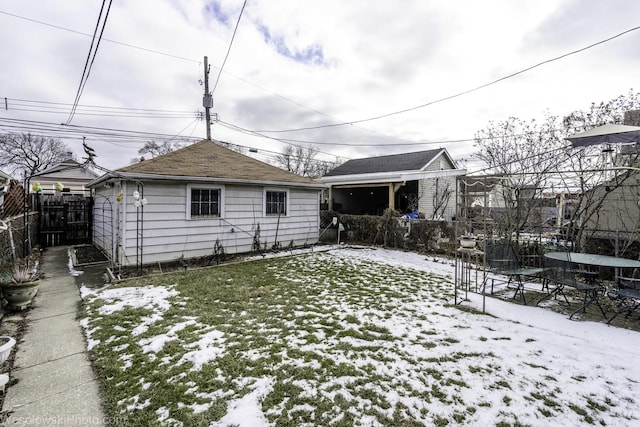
xmin=320 ymin=168 xmax=467 ymax=185
xmin=88 ymin=172 xmax=326 ymax=190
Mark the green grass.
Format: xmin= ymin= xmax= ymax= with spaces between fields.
xmin=81 ymin=250 xmax=639 ymax=426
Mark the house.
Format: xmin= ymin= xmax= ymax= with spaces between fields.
xmin=582 ymin=173 xmax=640 ymax=242
xmin=30 ymin=159 xmax=99 ymax=194
xmin=87 ymin=140 xmax=326 ymax=268
xmin=319 ymin=148 xmax=465 ymax=220
xmin=0 ymin=170 xmax=10 ymax=215
xmin=458 ymin=174 xmax=561 ymax=233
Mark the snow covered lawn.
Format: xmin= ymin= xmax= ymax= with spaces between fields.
xmin=81 ymin=247 xmax=640 ymax=426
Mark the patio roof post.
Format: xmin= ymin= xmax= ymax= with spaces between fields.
xmin=388 ymin=184 xmax=395 ymax=211
xmin=328 ymin=186 xmax=334 ymax=211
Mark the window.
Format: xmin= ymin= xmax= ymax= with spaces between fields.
xmin=190 ymin=188 xmax=220 ymax=218
xmin=265 ymin=190 xmax=287 ymax=215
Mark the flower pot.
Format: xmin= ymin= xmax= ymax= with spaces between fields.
xmin=0 ymin=336 xmax=16 ymax=365
xmin=1 ymin=280 xmax=40 ymax=311
xmin=460 ymin=237 xmax=477 ymax=249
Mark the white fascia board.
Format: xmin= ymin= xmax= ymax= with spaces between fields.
xmin=320 ymin=168 xmax=467 ymax=186
xmin=401 ymin=169 xmax=467 ymax=180
xmin=319 ymin=171 xmax=409 ymax=185
xmin=89 ymin=172 xmax=327 ymax=190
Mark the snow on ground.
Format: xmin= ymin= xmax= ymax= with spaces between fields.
xmin=81 ymin=246 xmax=640 ymax=426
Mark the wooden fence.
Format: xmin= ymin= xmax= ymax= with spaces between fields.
xmin=0 ymin=212 xmax=39 ymax=266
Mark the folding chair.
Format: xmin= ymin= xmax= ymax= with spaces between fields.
xmin=539 ymin=251 xmax=606 ymax=319
xmin=607 ymin=276 xmax=640 ymax=325
xmin=485 ymin=240 xmax=546 ymax=305
xmin=537 ymin=247 xmax=571 ymax=306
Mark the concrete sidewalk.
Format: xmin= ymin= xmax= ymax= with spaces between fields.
xmin=2 ymin=246 xmax=105 ymax=426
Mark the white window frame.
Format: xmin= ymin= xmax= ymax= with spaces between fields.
xmin=186 ymin=184 xmax=225 ymax=219
xmin=264 ymin=188 xmax=289 ymax=217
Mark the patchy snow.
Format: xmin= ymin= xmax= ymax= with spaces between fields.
xmin=138 ymin=319 xmax=197 ymax=354
xmin=212 ymin=377 xmax=275 ymax=427
xmin=96 ymin=285 xmax=178 ymax=315
xmin=178 ymin=330 xmax=226 ymax=371
xmin=81 ymin=246 xmax=640 ymax=426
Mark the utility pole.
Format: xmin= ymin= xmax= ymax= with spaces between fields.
xmin=203 ymin=56 xmax=213 ymax=140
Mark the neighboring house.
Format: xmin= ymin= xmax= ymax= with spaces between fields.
xmin=458 ymin=175 xmax=508 ymax=211
xmin=0 ymin=170 xmax=11 ymax=218
xmin=319 ymin=148 xmax=465 ymax=220
xmin=87 ymin=140 xmax=325 ymax=268
xmin=31 ymin=159 xmax=99 ymax=194
xmin=582 ymin=173 xmax=640 ymax=242
xmin=458 ymin=174 xmax=560 ymax=232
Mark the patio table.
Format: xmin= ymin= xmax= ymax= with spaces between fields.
xmin=544 ymin=252 xmax=640 ymax=269
xmin=540 ymin=252 xmax=640 ymax=319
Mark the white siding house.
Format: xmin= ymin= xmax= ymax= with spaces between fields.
xmin=88 ymin=140 xmax=325 ymax=267
xmin=319 ymin=148 xmax=465 ymax=219
xmin=30 ymin=159 xmax=98 ymax=194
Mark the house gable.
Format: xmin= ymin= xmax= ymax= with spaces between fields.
xmin=113 ymin=139 xmax=320 ymax=187
xmin=90 ymin=140 xmax=325 ymax=266
xmin=319 ymin=148 xmax=464 ymax=217
xmin=324 ymin=148 xmax=446 ymax=177
xmin=31 ymin=159 xmax=99 ymax=193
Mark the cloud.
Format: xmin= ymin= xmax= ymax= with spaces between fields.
xmin=1 ymin=0 xmax=638 ymax=171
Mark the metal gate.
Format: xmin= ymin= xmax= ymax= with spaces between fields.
xmin=35 ymin=194 xmax=93 ymax=247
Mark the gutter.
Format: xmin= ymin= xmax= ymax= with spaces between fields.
xmin=319 ymin=168 xmax=467 ymax=186
xmin=87 ymin=172 xmax=327 ymax=190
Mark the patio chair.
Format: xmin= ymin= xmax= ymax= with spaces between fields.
xmin=538 ymin=251 xmax=606 ymax=320
xmin=607 ymin=276 xmax=640 ymax=325
xmin=484 ymin=240 xmax=546 ymax=305
xmin=537 ymin=246 xmax=571 ymax=306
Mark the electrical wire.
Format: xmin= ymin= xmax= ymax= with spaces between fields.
xmin=6 ymin=98 xmax=197 ymax=114
xmin=257 ymin=25 xmax=640 ymax=133
xmin=211 ymin=0 xmax=247 ymax=95
xmin=3 ymin=8 xmax=638 ymax=168
xmin=65 ymin=0 xmax=114 ymax=125
xmin=0 ymin=10 xmax=199 ymax=64
xmin=4 ymin=7 xmax=638 ymax=144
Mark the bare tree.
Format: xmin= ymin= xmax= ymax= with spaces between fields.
xmin=276 ymin=145 xmax=318 ymax=176
xmin=274 ymin=144 xmax=343 ymax=177
xmin=472 ymin=90 xmax=640 ymax=251
xmin=131 ymin=140 xmax=186 ymax=163
xmin=554 ymin=91 xmax=640 ymax=250
xmin=432 ymin=178 xmax=453 ymax=220
xmin=0 ymin=133 xmax=73 ymax=178
xmin=474 ymin=115 xmax=563 ymax=238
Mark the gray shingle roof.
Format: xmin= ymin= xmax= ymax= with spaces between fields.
xmin=324 ymin=149 xmax=444 ymax=176
xmin=116 ymin=139 xmax=318 ymax=185
xmin=32 ymin=159 xmax=99 ymax=181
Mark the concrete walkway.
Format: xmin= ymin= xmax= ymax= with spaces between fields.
xmin=2 ymin=246 xmax=105 ymax=426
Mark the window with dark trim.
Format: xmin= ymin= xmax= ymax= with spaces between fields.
xmin=191 ymin=188 xmax=220 ymax=217
xmin=265 ymin=190 xmax=287 ymax=215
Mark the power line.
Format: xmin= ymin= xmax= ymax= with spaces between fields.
xmin=8 ymin=107 xmax=198 ymax=119
xmin=216 ymin=120 xmax=345 ymax=161
xmin=218 ymin=118 xmax=576 ymax=149
xmin=0 ymin=8 xmax=438 ymax=145
xmin=6 ymin=98 xmax=197 ymax=114
xmin=0 ymin=10 xmax=199 ymax=64
xmin=258 ymin=25 xmax=640 ymax=133
xmin=65 ymin=0 xmax=114 ymax=124
xmin=211 ymin=0 xmax=247 ymax=95
xmin=0 ymin=117 xmax=202 ymax=144
xmin=5 ymin=8 xmax=637 ymax=162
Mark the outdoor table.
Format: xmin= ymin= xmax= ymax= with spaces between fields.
xmin=544 ymin=252 xmax=640 ymax=269
xmin=540 ymin=252 xmax=640 ymax=319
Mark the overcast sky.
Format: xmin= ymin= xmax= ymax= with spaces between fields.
xmin=1 ymin=0 xmax=639 ymax=173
